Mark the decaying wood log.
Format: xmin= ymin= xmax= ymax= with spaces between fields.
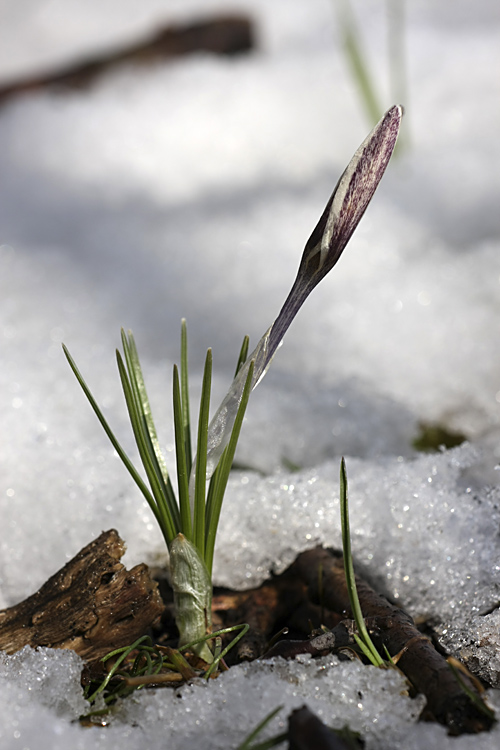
xmin=289 ymin=547 xmax=494 ymax=735
xmin=0 ymin=15 xmax=254 ymax=106
xmin=0 ymin=529 xmax=164 ymax=662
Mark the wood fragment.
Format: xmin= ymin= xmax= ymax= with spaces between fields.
xmin=0 ymin=529 xmax=164 ymax=662
xmin=0 ymin=15 xmax=254 ymax=106
xmin=289 ymin=547 xmax=494 ymax=734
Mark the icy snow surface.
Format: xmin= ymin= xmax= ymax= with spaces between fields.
xmin=1 ymin=0 xmax=500 ymax=748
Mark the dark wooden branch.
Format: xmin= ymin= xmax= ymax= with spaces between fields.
xmin=289 ymin=547 xmax=493 ymax=734
xmin=0 ymin=529 xmax=164 ymax=662
xmin=0 ymin=15 xmax=254 ymax=106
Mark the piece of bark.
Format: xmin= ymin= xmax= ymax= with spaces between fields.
xmin=0 ymin=529 xmax=164 ymax=662
xmin=0 ymin=15 xmax=253 ymax=105
xmin=290 ymin=547 xmax=493 ymax=734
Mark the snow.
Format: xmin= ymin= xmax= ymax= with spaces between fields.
xmin=1 ymin=0 xmax=500 ymax=748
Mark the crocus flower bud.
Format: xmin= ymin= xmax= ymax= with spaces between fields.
xmin=267 ymin=104 xmax=403 ymax=358
xmin=202 ymin=105 xmax=403 ymax=481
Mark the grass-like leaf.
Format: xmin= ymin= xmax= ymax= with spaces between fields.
xmin=116 ymin=349 xmax=179 ymax=542
xmin=204 ymin=359 xmax=255 ymax=576
xmin=336 ymin=0 xmax=381 ymax=125
xmin=62 ymin=345 xmax=162 ymax=529
xmin=122 ymin=330 xmax=169 ymax=486
xmin=340 ymin=457 xmax=385 ymax=667
xmin=447 ymin=659 xmax=496 ymax=721
xmin=236 ymin=706 xmax=284 ymax=750
xmin=235 ymin=335 xmax=250 ymax=376
xmin=180 ymin=319 xmax=192 ymax=473
xmin=172 ymin=363 xmax=192 ymax=540
xmin=192 ymin=349 xmax=212 ymax=557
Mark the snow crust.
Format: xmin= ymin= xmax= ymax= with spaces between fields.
xmin=1 ymin=0 xmax=500 ymax=748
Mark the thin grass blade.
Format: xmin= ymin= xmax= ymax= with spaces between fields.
xmin=62 ymin=345 xmax=161 ymax=526
xmin=180 ymin=319 xmax=192 ymax=474
xmin=204 ymin=360 xmax=255 ymax=575
xmin=173 ymin=364 xmax=192 ymax=539
xmin=336 ymin=0 xmax=381 ymax=124
xmin=340 ymin=457 xmax=384 ymax=667
xmin=235 ymin=335 xmax=250 ymax=376
xmin=123 ymin=330 xmax=169 ymax=485
xmin=192 ymin=349 xmax=212 ymax=557
xmin=236 ymin=705 xmax=284 ymax=750
xmin=119 ymin=334 xmax=181 ymax=534
xmin=203 ymin=623 xmax=249 ymax=680
xmin=116 ymin=351 xmax=177 ymax=544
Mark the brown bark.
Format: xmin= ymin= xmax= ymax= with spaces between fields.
xmin=0 ymin=529 xmax=164 ymax=662
xmin=0 ymin=15 xmax=254 ymax=105
xmin=289 ymin=547 xmax=493 ymax=734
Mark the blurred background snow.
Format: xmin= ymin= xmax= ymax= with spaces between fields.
xmin=0 ymin=1 xmax=499 ymax=748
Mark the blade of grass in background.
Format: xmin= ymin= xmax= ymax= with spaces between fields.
xmin=335 ymin=0 xmax=382 ymax=125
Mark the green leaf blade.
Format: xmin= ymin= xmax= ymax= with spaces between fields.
xmin=340 ymin=457 xmax=384 ymax=667
xmin=205 ymin=359 xmax=255 ymax=576
xmin=62 ymin=344 xmax=162 ymax=529
xmin=173 ymin=363 xmax=192 ymax=540
xmin=192 ymin=349 xmax=212 ymax=557
xmin=180 ymin=319 xmax=193 ymax=474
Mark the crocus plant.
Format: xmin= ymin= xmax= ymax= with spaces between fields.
xmin=64 ymin=105 xmax=402 ymax=664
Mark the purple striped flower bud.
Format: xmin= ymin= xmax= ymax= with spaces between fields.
xmin=267 ymin=104 xmax=403 ymax=359
xmin=203 ymin=105 xmax=403 ymax=480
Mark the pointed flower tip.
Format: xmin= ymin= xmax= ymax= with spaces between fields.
xmin=301 ymin=104 xmax=403 ymax=284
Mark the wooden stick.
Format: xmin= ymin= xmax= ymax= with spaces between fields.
xmin=290 ymin=547 xmax=493 ymax=734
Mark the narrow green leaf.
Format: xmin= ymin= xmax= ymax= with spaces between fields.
xmin=340 ymin=457 xmax=384 ymax=667
xmin=353 ymin=633 xmax=380 ymax=667
xmin=204 ymin=360 xmax=254 ymax=576
xmin=173 ymin=364 xmax=192 ymax=539
xmin=447 ymin=660 xmax=496 ymax=721
xmin=124 ymin=330 xmax=169 ymax=485
xmin=193 ymin=349 xmax=212 ymax=557
xmin=116 ymin=351 xmax=177 ymax=544
xmin=205 ymin=456 xmax=222 ymax=545
xmin=180 ymin=319 xmax=192 ymax=474
xmin=234 ymin=335 xmax=250 ymax=376
xmin=86 ymin=635 xmax=153 ymax=703
xmin=236 ymin=705 xmax=284 ymax=750
xmin=119 ymin=333 xmax=181 ymax=535
xmin=336 ymin=0 xmax=382 ymax=125
xmin=62 ymin=345 xmax=161 ymax=527
xmin=203 ymin=623 xmax=250 ymax=680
